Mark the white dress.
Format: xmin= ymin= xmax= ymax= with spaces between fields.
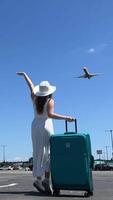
xmin=31 ymin=98 xmax=54 ymax=178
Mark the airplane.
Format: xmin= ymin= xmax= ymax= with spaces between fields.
xmin=76 ymin=67 xmax=101 ymax=79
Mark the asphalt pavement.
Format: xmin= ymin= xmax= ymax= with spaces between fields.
xmin=0 ymin=170 xmax=113 ymax=200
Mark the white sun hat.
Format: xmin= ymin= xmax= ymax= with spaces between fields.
xmin=34 ymin=81 xmax=56 ymax=96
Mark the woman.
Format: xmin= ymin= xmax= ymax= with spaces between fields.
xmin=17 ymin=72 xmax=75 ymax=194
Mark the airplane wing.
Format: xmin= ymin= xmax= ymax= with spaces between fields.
xmin=75 ymin=75 xmax=85 ymax=78
xmin=91 ymin=73 xmax=101 ymax=77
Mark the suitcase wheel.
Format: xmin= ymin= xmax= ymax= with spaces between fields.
xmin=84 ymin=191 xmax=93 ymax=197
xmin=53 ymin=189 xmax=60 ymax=196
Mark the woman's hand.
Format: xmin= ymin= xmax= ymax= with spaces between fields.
xmin=66 ymin=116 xmax=75 ymax=122
xmin=16 ymin=72 xmax=25 ymax=76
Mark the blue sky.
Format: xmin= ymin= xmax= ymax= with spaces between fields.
xmin=0 ymin=0 xmax=113 ymax=161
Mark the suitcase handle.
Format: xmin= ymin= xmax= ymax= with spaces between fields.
xmin=65 ymin=119 xmax=77 ymax=134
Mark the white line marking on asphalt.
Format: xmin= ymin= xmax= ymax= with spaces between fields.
xmin=0 ymin=183 xmax=18 ymax=188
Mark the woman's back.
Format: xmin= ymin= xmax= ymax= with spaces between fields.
xmin=32 ymin=98 xmax=54 ymax=135
xmin=33 ymin=98 xmax=49 ymax=119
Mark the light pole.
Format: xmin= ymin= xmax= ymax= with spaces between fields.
xmin=1 ymin=145 xmax=7 ymax=162
xmin=106 ymin=130 xmax=113 ymax=159
xmin=102 ymin=151 xmax=106 ymax=160
xmin=104 ymin=146 xmax=109 ymax=162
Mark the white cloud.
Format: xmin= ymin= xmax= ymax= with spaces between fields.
xmin=86 ymin=48 xmax=95 ymax=53
xmin=85 ymin=43 xmax=108 ymax=54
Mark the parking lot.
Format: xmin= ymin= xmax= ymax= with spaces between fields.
xmin=0 ymin=170 xmax=113 ymax=200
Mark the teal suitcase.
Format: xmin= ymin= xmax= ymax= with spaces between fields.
xmin=50 ymin=120 xmax=94 ymax=197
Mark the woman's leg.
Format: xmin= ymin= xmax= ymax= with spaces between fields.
xmin=42 ymin=133 xmax=52 ymax=194
xmin=32 ymin=124 xmax=45 ymax=178
xmin=31 ymin=125 xmax=45 ymax=192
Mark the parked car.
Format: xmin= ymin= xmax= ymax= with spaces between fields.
xmin=94 ymin=163 xmax=113 ymax=171
xmin=8 ymin=166 xmax=13 ymax=170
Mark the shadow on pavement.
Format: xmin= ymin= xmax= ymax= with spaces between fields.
xmin=0 ymin=190 xmax=85 ymax=198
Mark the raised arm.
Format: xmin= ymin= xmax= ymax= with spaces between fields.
xmin=47 ymin=98 xmax=75 ymax=122
xmin=16 ymin=72 xmax=35 ymax=97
